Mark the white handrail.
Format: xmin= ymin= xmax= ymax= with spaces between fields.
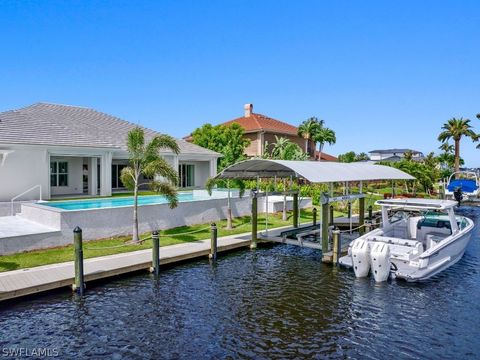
xmin=11 ymin=184 xmax=42 ymax=215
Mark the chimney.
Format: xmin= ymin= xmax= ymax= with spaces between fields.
xmin=244 ymin=103 xmax=253 ymax=117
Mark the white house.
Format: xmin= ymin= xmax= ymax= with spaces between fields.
xmin=368 ymin=148 xmax=424 ymax=162
xmin=0 ymin=103 xmax=221 ymax=201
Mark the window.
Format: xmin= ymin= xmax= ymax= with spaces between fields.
xmin=51 ymin=161 xmax=68 ymax=187
xmin=178 ymin=164 xmax=195 ymax=188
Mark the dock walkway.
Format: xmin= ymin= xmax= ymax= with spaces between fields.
xmin=0 ymin=226 xmax=292 ymax=302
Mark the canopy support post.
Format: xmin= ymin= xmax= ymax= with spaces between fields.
xmin=322 ymin=201 xmax=329 ymax=253
xmin=293 ymin=192 xmax=299 ymax=228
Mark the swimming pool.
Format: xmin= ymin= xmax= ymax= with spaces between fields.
xmin=45 ymin=192 xmax=210 ymax=211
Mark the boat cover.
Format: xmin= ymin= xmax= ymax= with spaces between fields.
xmin=447 ymin=179 xmax=479 ymax=193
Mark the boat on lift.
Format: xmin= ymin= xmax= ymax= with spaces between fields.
xmin=339 ymin=198 xmax=474 ymax=282
xmin=444 ymin=171 xmax=480 ymax=201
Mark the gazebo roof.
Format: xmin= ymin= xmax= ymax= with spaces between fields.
xmin=216 ymin=159 xmax=414 ymax=183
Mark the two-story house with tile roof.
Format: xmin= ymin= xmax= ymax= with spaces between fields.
xmin=0 ymin=103 xmax=221 ymax=201
xmin=186 ymin=104 xmax=337 ymax=161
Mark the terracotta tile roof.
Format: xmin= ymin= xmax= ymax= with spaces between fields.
xmin=314 ymin=150 xmax=338 ymax=162
xmin=222 ymin=113 xmax=299 ymax=135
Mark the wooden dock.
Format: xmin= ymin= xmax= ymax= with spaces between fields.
xmin=0 ymin=226 xmax=295 ymax=302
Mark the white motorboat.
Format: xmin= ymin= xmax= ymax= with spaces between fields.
xmin=444 ymin=171 xmax=480 ymax=201
xmin=339 ymin=198 xmax=474 ymax=282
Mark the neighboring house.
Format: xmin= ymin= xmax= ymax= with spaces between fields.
xmin=0 ymin=103 xmax=221 ymax=201
xmin=185 ymin=104 xmax=337 ymax=161
xmin=368 ymin=149 xmax=424 ymax=162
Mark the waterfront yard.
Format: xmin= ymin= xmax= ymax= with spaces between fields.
xmin=0 ymin=208 xmax=336 ymax=272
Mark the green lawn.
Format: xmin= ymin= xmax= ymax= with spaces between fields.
xmin=0 ymin=208 xmax=342 ymax=272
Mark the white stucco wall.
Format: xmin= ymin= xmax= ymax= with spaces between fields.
xmin=0 ymin=143 xmax=219 ymax=203
xmin=0 ymin=147 xmax=49 ymax=201
xmin=2 ymin=193 xmax=312 ymax=253
xmin=194 ymin=161 xmax=210 ymax=188
xmin=50 ymin=156 xmax=84 ymax=196
xmin=178 ymin=160 xmax=211 ymax=188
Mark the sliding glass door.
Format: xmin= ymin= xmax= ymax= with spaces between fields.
xmin=178 ymin=164 xmax=195 ymax=188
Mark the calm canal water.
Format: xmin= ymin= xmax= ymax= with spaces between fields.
xmin=1 ymin=208 xmax=480 ymax=359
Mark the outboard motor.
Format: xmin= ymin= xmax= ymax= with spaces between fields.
xmin=351 ymin=239 xmax=370 ymax=278
xmin=370 ymin=243 xmax=391 ymax=282
xmin=453 ymin=186 xmax=462 ymax=206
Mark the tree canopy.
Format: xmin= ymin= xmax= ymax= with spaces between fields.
xmin=190 ymin=123 xmax=250 ymax=170
xmin=337 ymin=151 xmax=369 ymax=163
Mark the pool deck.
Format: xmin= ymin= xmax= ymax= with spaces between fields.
xmin=0 ymin=226 xmax=292 ymax=302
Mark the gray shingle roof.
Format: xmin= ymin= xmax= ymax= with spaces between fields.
xmin=0 ymin=103 xmax=220 ymax=156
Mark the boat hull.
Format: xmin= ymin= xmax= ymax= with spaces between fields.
xmin=395 ymin=226 xmax=474 ymax=282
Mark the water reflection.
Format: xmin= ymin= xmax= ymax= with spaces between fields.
xmin=0 ymin=208 xmax=479 ymax=359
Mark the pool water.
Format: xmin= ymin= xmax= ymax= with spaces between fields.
xmin=45 ymin=192 xmax=208 ymax=210
xmin=0 ymin=207 xmax=479 ymax=359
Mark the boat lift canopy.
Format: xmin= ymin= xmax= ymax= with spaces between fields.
xmin=216 ymin=159 xmax=414 ymax=183
xmin=215 ymin=159 xmax=415 ymax=254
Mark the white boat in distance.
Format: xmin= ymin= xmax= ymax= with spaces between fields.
xmin=339 ymin=199 xmax=475 ymax=282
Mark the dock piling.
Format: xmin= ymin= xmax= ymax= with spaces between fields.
xmin=368 ymin=205 xmax=373 ymax=220
xmin=322 ymin=202 xmax=329 ymax=253
xmin=329 ymin=205 xmax=334 ymax=226
xmin=209 ymin=223 xmax=217 ymax=261
xmin=332 ymin=229 xmax=341 ymax=265
xmin=152 ymin=230 xmax=160 ymax=278
xmin=359 ymin=197 xmax=365 ymax=235
xmin=73 ymin=226 xmax=85 ymax=295
xmin=312 ymin=208 xmax=317 ymax=226
xmin=251 ymin=192 xmax=258 ymax=249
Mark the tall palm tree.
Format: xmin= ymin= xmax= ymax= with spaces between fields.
xmin=313 ymin=127 xmax=336 ymax=161
xmin=298 ymin=117 xmax=322 ymax=154
xmin=120 ymin=127 xmax=180 ymax=243
xmin=437 ymin=117 xmax=477 ymax=173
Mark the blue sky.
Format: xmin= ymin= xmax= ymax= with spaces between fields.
xmin=1 ymin=1 xmax=479 ymax=165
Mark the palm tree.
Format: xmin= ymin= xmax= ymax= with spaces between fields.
xmin=313 ymin=127 xmax=336 ymax=161
xmin=298 ymin=117 xmax=322 ymax=154
xmin=270 ymin=136 xmax=291 ymax=159
xmin=437 ymin=117 xmax=477 ymax=173
xmin=439 ymin=142 xmax=454 ymax=154
xmin=120 ymin=127 xmax=180 ymax=243
xmin=267 ymin=135 xmax=308 ymax=220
